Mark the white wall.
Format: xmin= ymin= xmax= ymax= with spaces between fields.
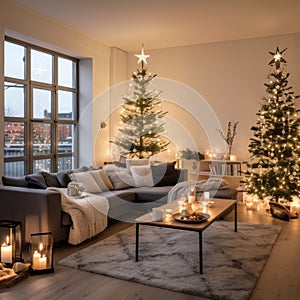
xmin=126 ymin=34 xmax=300 ymax=161
xmin=0 ymin=0 xmax=111 ymax=175
xmin=1 ymin=0 xmax=300 ymax=170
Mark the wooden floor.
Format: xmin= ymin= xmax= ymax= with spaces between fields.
xmin=1 ymin=204 xmax=300 ymax=300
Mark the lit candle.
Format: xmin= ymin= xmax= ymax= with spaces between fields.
xmin=188 ymin=188 xmax=196 ymax=203
xmin=1 ymin=236 xmax=12 ymax=264
xmin=39 ymin=254 xmax=47 ymax=269
xmin=203 ymin=192 xmax=210 ymax=200
xmin=191 ymin=202 xmax=200 ymax=212
xmin=33 ymin=250 xmax=41 ymax=269
xmin=230 ymin=155 xmax=237 ymax=161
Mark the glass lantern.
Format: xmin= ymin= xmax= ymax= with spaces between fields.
xmin=30 ymin=232 xmax=54 ymax=275
xmin=0 ymin=220 xmax=22 ymax=267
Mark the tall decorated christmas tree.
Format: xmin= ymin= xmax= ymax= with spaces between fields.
xmin=246 ymin=47 xmax=300 ymax=202
xmin=112 ymin=46 xmax=169 ymax=158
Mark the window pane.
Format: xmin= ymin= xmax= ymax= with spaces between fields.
xmin=58 ymin=156 xmax=73 ymax=171
xmin=58 ymin=57 xmax=76 ymax=88
xmin=31 ymin=49 xmax=53 ymax=84
xmin=58 ymin=124 xmax=74 ymax=153
xmin=33 ymin=88 xmax=52 ymax=119
xmin=4 ymin=41 xmax=26 ymax=80
xmin=32 ymin=123 xmax=52 ymax=155
xmin=4 ymin=122 xmax=25 ymax=158
xmin=33 ymin=159 xmax=52 ymax=173
xmin=58 ymin=90 xmax=75 ymax=120
xmin=4 ymin=82 xmax=25 ymax=117
xmin=4 ymin=161 xmax=25 ymax=177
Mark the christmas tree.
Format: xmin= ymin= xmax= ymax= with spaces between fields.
xmin=246 ymin=47 xmax=300 ymax=202
xmin=111 ymin=46 xmax=169 ymax=158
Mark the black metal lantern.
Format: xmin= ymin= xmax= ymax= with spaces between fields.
xmin=30 ymin=232 xmax=54 ymax=275
xmin=0 ymin=220 xmax=22 ymax=267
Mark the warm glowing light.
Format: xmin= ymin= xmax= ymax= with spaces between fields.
xmin=135 ymin=46 xmax=150 ymax=65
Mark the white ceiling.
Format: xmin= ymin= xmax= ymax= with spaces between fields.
xmin=15 ymin=0 xmax=300 ymax=52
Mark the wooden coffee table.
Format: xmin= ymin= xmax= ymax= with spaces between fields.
xmin=135 ymin=199 xmax=237 ymax=274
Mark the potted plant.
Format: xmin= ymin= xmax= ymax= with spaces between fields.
xmin=180 ymin=148 xmax=204 ymax=174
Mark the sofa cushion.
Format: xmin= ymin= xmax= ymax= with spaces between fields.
xmin=126 ymin=158 xmax=150 ymax=170
xmin=41 ymin=172 xmax=61 ymax=187
xmin=106 ymin=171 xmax=134 ymax=190
xmin=151 ymin=161 xmax=179 ymax=186
xmin=2 ymin=176 xmax=27 ymax=187
xmin=56 ymin=170 xmax=73 ymax=188
xmin=130 ymin=165 xmax=154 ymax=187
xmin=25 ymin=173 xmax=47 ymax=189
xmin=69 ymin=172 xmax=102 ymax=193
xmin=103 ymin=164 xmax=134 ymax=190
xmin=88 ymin=170 xmax=114 ymax=191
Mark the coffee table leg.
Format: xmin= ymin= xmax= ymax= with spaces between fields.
xmin=199 ymin=231 xmax=203 ymax=274
xmin=234 ymin=202 xmax=237 ymax=232
xmin=135 ymin=224 xmax=139 ymax=262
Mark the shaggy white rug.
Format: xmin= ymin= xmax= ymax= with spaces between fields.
xmin=59 ymin=222 xmax=281 ymax=300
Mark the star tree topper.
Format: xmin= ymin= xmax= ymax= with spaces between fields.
xmin=268 ymin=47 xmax=287 ymax=70
xmin=135 ymin=45 xmax=150 ymax=67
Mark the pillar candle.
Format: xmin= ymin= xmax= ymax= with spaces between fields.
xmin=33 ymin=250 xmax=41 ymax=269
xmin=39 ymin=255 xmax=47 ymax=269
xmin=1 ymin=241 xmax=12 ymax=264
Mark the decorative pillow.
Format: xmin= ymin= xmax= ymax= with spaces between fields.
xmin=25 ymin=173 xmax=47 ymax=189
xmin=88 ymin=170 xmax=113 ymax=192
xmin=41 ymin=172 xmax=61 ymax=187
xmin=151 ymin=161 xmax=178 ymax=186
xmin=2 ymin=176 xmax=27 ymax=187
xmin=102 ymin=164 xmax=126 ymax=173
xmin=126 ymin=158 xmax=150 ymax=172
xmin=69 ymin=172 xmax=102 ymax=193
xmin=130 ymin=165 xmax=154 ymax=187
xmin=56 ymin=170 xmax=73 ymax=188
xmin=103 ymin=163 xmax=135 ymax=190
xmin=106 ymin=171 xmax=135 ymax=190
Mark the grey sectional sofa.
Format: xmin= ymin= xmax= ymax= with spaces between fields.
xmin=0 ymin=164 xmax=188 ymax=244
xmin=0 ymin=163 xmax=237 ymax=245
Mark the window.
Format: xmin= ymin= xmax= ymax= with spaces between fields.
xmin=4 ymin=37 xmax=78 ymax=176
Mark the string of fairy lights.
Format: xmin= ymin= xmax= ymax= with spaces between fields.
xmin=246 ymin=47 xmax=300 ymax=202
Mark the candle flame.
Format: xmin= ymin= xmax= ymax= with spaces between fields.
xmin=6 ymin=236 xmax=9 ymax=245
xmin=39 ymin=243 xmax=43 ymax=251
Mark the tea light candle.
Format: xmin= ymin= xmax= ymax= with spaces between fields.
xmin=290 ymin=201 xmax=300 ymax=213
xmin=165 ymin=209 xmax=173 ymax=222
xmin=1 ymin=236 xmax=12 ymax=264
xmin=203 ymin=192 xmax=210 ymax=200
xmin=245 ymin=198 xmax=258 ymax=210
xmin=191 ymin=202 xmax=200 ymax=212
xmin=230 ymin=155 xmax=237 ymax=161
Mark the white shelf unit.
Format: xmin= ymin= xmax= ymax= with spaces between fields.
xmin=198 ymin=160 xmax=243 ymax=177
xmin=182 ymin=159 xmax=245 ymax=189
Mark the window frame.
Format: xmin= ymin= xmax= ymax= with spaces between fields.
xmin=4 ymin=36 xmax=79 ymax=175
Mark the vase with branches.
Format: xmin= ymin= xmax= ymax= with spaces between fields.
xmin=217 ymin=121 xmax=238 ymax=159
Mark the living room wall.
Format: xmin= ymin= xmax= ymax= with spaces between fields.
xmin=125 ymin=33 xmax=300 ymax=162
xmin=0 ymin=0 xmax=111 ymax=176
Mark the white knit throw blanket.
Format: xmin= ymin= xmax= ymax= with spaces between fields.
xmin=48 ymin=188 xmax=109 ymax=245
xmin=168 ymin=179 xmax=228 ymax=203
